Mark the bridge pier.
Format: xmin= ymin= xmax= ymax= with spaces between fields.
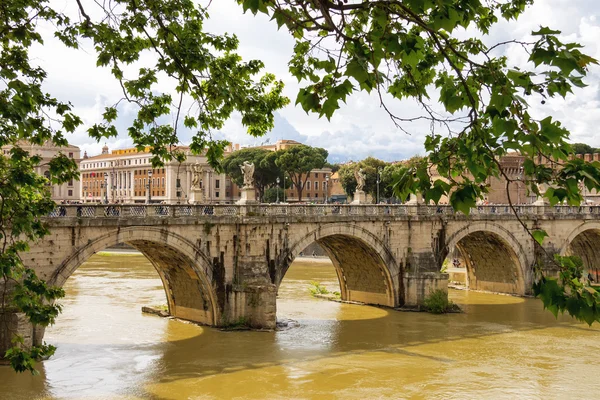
xmin=225 ymin=284 xmax=277 ymax=329
xmin=0 ymin=310 xmax=47 ymax=358
xmin=403 ymin=272 xmax=449 ymax=307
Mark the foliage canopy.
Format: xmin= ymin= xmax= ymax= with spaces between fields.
xmin=221 ymin=148 xmax=281 ymax=200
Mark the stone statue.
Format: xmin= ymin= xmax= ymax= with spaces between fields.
xmin=240 ymin=161 xmax=255 ymax=188
xmin=355 ymin=168 xmax=366 ymax=192
xmin=190 ymin=163 xmax=203 ymax=190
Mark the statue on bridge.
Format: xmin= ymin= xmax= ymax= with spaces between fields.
xmin=189 ymin=163 xmax=204 ymax=204
xmin=352 ymin=168 xmax=367 ymax=204
xmin=237 ymin=161 xmax=258 ymax=204
xmin=190 ymin=163 xmax=203 ymax=191
xmin=240 ymin=161 xmax=255 ymax=188
xmin=355 ymin=168 xmax=366 ymax=192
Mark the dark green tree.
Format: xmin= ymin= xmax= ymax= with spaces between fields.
xmin=263 ymin=187 xmax=286 ymax=203
xmin=221 ymin=148 xmax=281 ymax=201
xmin=338 ymin=158 xmax=387 ymax=202
xmin=571 ymin=143 xmax=597 ymax=155
xmin=324 ymin=162 xmax=340 ymax=173
xmin=380 ymin=163 xmax=407 ymax=200
xmin=337 ymin=163 xmax=358 ymax=198
xmin=275 ymin=145 xmax=328 ymax=201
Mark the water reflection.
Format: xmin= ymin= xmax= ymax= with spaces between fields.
xmin=0 ymin=252 xmax=599 ymax=399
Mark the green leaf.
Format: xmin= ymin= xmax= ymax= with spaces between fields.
xmin=532 ymin=27 xmax=561 ymax=36
xmin=450 ymin=185 xmax=477 ymax=215
xmin=532 ymin=229 xmax=548 ymax=245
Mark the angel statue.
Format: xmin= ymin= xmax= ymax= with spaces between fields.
xmin=190 ymin=163 xmax=203 ymax=190
xmin=355 ymin=168 xmax=366 ymax=192
xmin=240 ymin=161 xmax=255 ymax=188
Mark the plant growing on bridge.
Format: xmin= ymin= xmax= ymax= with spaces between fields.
xmin=423 ymin=289 xmax=455 ymax=314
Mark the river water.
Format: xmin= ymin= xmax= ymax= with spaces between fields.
xmin=1 ymin=253 xmax=600 ymax=399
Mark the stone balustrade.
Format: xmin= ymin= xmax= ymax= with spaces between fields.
xmin=46 ymin=204 xmax=600 ymax=219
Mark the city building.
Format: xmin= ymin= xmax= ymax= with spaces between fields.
xmin=79 ymin=139 xmax=336 ymax=204
xmin=2 ymin=141 xmax=81 ymax=203
xmin=80 ymin=144 xmax=234 ymax=204
xmin=327 ymin=171 xmax=347 ymax=203
xmin=282 ymin=167 xmax=333 ymax=203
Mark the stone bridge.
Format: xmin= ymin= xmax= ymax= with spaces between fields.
xmin=4 ymin=204 xmax=600 ymax=351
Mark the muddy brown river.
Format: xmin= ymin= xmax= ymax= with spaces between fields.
xmin=1 ymin=252 xmax=600 ymax=399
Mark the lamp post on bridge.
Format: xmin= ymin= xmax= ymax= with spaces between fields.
xmin=276 ymin=177 xmax=280 ymax=203
xmin=325 ymin=174 xmax=329 ymax=204
xmin=517 ymin=165 xmax=523 ymax=204
xmin=376 ymin=168 xmax=381 ymax=204
xmin=83 ymin=185 xmax=87 ymax=203
xmin=103 ymin=172 xmax=108 ymax=204
xmin=147 ymin=169 xmax=153 ymax=204
xmin=284 ymin=175 xmax=288 ymax=203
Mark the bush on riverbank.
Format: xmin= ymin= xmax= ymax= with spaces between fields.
xmin=424 ymin=289 xmax=455 ymax=314
xmin=308 ymin=281 xmax=329 ymax=296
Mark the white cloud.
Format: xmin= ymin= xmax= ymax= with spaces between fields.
xmin=32 ymin=0 xmax=600 ymax=160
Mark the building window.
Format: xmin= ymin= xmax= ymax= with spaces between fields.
xmin=68 ymin=179 xmax=73 ymax=187
xmin=68 ymin=189 xmax=73 ymax=196
xmin=307 ymin=193 xmax=311 ymax=198
xmin=216 ymin=191 xmax=220 ymax=197
xmin=315 ymin=182 xmax=319 ymax=190
xmin=216 ymin=179 xmax=220 ymax=189
xmin=306 ymin=181 xmax=311 ymax=190
xmin=314 ymin=172 xmax=319 ymax=178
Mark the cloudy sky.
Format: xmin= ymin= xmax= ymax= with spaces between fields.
xmin=35 ymin=0 xmax=600 ymax=162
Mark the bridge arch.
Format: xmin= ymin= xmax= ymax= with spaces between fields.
xmin=560 ymin=222 xmax=600 ymax=274
xmin=280 ymin=223 xmax=400 ymax=308
xmin=50 ymin=227 xmax=219 ymax=326
xmin=445 ymin=222 xmax=529 ymax=295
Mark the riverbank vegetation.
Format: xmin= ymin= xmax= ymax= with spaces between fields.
xmin=423 ymin=290 xmax=457 ymax=314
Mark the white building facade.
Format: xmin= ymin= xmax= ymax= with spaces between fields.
xmin=80 ymin=145 xmax=234 ymax=204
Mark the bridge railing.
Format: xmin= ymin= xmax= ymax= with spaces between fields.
xmin=46 ymin=204 xmax=600 ymax=219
